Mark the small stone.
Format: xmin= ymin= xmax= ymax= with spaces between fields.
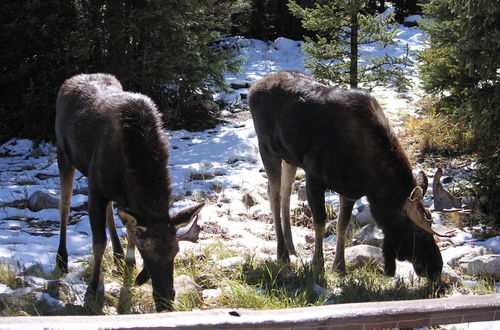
xmin=27 ymin=191 xmax=59 ymax=211
xmin=305 ymin=233 xmax=315 ymax=244
xmin=354 ymin=224 xmax=384 ymax=247
xmin=345 ymin=245 xmax=383 ymax=269
xmin=242 ymin=193 xmax=256 ymax=208
xmin=174 ymin=275 xmax=202 ymax=299
xmin=355 ymin=205 xmax=375 ymax=226
xmin=202 ymin=288 xmax=222 ymax=300
xmin=441 ymin=265 xmax=461 ymax=285
xmin=217 ymin=256 xmax=246 ymax=268
xmin=297 ymin=186 xmax=307 ymax=201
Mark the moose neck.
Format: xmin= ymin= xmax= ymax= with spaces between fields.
xmin=120 ymin=99 xmax=172 ymax=222
xmin=365 ymin=140 xmax=416 ymax=222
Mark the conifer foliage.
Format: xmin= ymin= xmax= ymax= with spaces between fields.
xmin=419 ymin=0 xmax=500 ymax=216
xmin=289 ymin=0 xmax=412 ymax=89
xmin=0 ymin=0 xmax=241 ymax=142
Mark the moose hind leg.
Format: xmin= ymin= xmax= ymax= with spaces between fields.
xmin=306 ymin=177 xmax=327 ymax=278
xmin=56 ymin=148 xmax=75 ymax=273
xmin=106 ymin=202 xmax=125 ymax=270
xmin=260 ymin=148 xmax=288 ymax=262
xmin=280 ymin=161 xmax=297 ymax=255
xmin=332 ymin=196 xmax=355 ymax=274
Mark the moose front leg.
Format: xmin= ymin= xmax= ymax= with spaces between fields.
xmin=306 ymin=177 xmax=326 ymax=280
xmin=56 ymin=148 xmax=75 ymax=274
xmin=332 ymin=196 xmax=355 ymax=274
xmin=87 ymin=192 xmax=108 ymax=295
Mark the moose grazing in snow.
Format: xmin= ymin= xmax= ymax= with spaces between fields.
xmin=249 ymin=70 xmax=450 ymax=281
xmin=55 ymin=73 xmax=204 ymax=312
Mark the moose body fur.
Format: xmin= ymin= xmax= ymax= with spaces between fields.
xmin=55 ymin=73 xmax=203 ymax=311
xmin=248 ymin=71 xmax=443 ymax=280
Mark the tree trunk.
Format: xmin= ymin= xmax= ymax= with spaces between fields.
xmin=350 ymin=13 xmax=358 ymax=89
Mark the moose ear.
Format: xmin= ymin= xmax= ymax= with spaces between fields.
xmin=118 ymin=210 xmax=136 ymax=226
xmin=409 ymin=186 xmax=424 ymax=201
xmin=406 ymin=188 xmax=453 ymax=238
xmin=416 ymin=171 xmax=428 ymax=196
xmin=118 ymin=210 xmax=147 ymax=232
xmin=172 ymin=202 xmax=205 ymax=229
xmin=173 ymin=203 xmax=204 ymax=243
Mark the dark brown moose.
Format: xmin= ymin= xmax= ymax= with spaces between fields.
xmin=248 ymin=70 xmax=449 ymax=281
xmin=55 ymin=73 xmax=204 ymax=312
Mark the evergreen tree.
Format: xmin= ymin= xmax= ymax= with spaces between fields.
xmin=419 ymin=0 xmax=500 ymax=217
xmin=289 ymin=0 xmax=412 ymax=89
xmin=0 ymin=0 xmax=81 ymax=141
xmin=0 ymin=0 xmax=242 ymax=142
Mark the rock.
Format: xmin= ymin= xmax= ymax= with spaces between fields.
xmin=242 ymin=193 xmax=257 ymax=208
xmin=201 ymin=100 xmax=220 ymax=113
xmin=353 ymin=224 xmax=384 ymax=247
xmin=297 ymin=185 xmax=307 ymax=201
xmin=459 ymin=254 xmax=500 ymax=279
xmin=441 ymin=245 xmax=494 ymax=268
xmin=355 ymin=205 xmax=375 ymax=226
xmin=217 ymin=256 xmax=246 ymax=268
xmin=345 ymin=245 xmax=383 ymax=269
xmin=74 ymin=186 xmax=89 ymax=195
xmin=462 ymin=280 xmax=481 ymax=290
xmin=305 ymin=233 xmax=315 ymax=244
xmin=441 ymin=264 xmax=461 ymax=285
xmin=202 ymin=288 xmax=222 ymax=300
xmin=312 ymin=283 xmax=334 ymax=303
xmin=174 ymin=275 xmax=202 ymax=299
xmin=27 ymin=191 xmax=59 ymax=211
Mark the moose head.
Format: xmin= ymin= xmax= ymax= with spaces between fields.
xmin=382 ymin=172 xmax=451 ymax=281
xmin=118 ymin=203 xmax=204 ymax=311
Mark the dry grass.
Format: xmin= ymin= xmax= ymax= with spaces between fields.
xmin=400 ymin=97 xmax=474 ymax=157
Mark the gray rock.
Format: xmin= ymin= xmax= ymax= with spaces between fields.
xmin=462 ymin=280 xmax=481 ymax=290
xmin=174 ymin=275 xmax=202 ymax=300
xmin=355 ymin=205 xmax=375 ymax=226
xmin=202 ymin=288 xmax=222 ymax=300
xmin=312 ymin=283 xmax=335 ymax=303
xmin=297 ymin=185 xmax=307 ymax=201
xmin=345 ymin=244 xmax=383 ymax=268
xmin=441 ymin=264 xmax=461 ymax=285
xmin=459 ymin=254 xmax=500 ymax=279
xmin=217 ymin=256 xmax=246 ymax=268
xmin=354 ymin=224 xmax=384 ymax=247
xmin=27 ymin=191 xmax=59 ymax=211
xmin=201 ymin=100 xmax=220 ymax=113
xmin=441 ymin=245 xmax=494 ymax=268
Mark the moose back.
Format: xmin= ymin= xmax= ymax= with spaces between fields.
xmin=55 ymin=73 xmax=203 ymax=312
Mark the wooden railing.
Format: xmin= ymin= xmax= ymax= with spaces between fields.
xmin=1 ymin=293 xmax=498 ymax=329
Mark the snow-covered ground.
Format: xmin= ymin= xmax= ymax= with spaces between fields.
xmin=0 ymin=22 xmax=498 ymax=328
